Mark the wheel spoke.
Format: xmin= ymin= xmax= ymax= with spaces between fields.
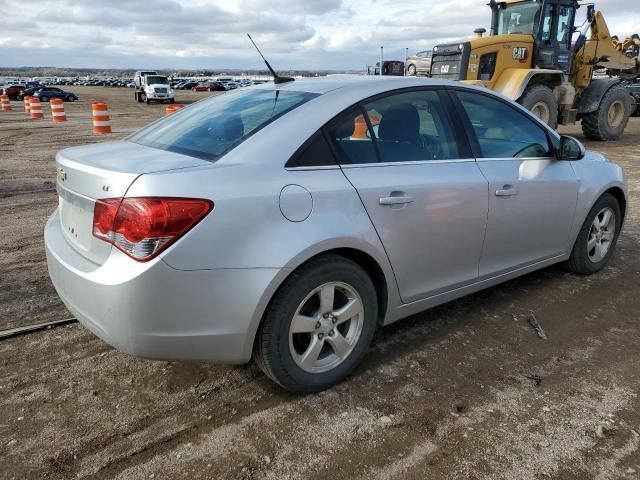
xmin=602 ymin=230 xmax=615 ymax=242
xmin=325 ymin=332 xmax=351 ymax=360
xmin=299 ymin=336 xmax=324 ymax=370
xmin=333 ymin=298 xmax=363 ymax=324
xmin=595 ymin=242 xmax=605 ymax=261
xmin=319 ymin=285 xmax=335 ymax=315
xmin=592 ymin=215 xmax=602 ymax=230
xmin=291 ymin=314 xmax=318 ymax=334
xmin=601 ymin=210 xmax=613 ymax=229
xmin=587 ymin=236 xmax=597 ymax=252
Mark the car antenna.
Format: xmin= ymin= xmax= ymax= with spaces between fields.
xmin=247 ymin=33 xmax=294 ymax=84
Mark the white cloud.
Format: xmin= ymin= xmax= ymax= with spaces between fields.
xmin=0 ymin=0 xmax=638 ymax=70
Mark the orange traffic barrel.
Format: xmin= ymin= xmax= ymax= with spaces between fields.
xmin=352 ymin=115 xmax=380 ymax=139
xmin=50 ymin=98 xmax=67 ymax=122
xmin=165 ymin=103 xmax=184 ymax=115
xmin=0 ymin=94 xmax=10 ymax=111
xmin=24 ymin=96 xmax=31 ymax=116
xmin=29 ymin=97 xmax=44 ymax=119
xmin=92 ymin=101 xmax=111 ymax=134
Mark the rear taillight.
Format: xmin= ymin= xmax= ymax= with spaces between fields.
xmin=93 ymin=197 xmax=213 ymax=261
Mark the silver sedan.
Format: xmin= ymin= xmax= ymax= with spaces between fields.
xmin=45 ymin=77 xmax=627 ymax=392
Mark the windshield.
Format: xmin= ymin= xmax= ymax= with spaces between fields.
xmin=146 ymin=76 xmax=168 ymax=85
xmin=497 ymin=3 xmax=541 ymax=35
xmin=128 ymin=89 xmax=320 ymax=161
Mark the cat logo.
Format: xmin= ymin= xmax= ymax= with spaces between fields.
xmin=513 ymin=47 xmax=529 ymax=62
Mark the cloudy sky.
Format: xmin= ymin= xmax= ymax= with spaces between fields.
xmin=0 ymin=0 xmax=639 ymax=70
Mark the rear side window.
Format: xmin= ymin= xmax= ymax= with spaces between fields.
xmin=128 ymin=89 xmax=319 ymax=161
xmin=456 ymin=91 xmax=551 ymax=158
xmin=363 ymin=89 xmax=460 ymax=162
xmin=286 ymin=131 xmax=337 ymax=168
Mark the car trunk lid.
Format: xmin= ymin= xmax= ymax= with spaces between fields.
xmin=55 ymin=141 xmax=209 ymax=265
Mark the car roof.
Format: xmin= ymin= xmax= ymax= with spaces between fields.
xmin=252 ymin=75 xmax=461 ymax=95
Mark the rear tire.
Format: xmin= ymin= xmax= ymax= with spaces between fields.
xmin=407 ymin=64 xmax=417 ymax=76
xmin=40 ymin=96 xmax=49 ymax=102
xmin=518 ymin=85 xmax=559 ymax=129
xmin=565 ymin=193 xmax=622 ymax=275
xmin=254 ymin=254 xmax=378 ymax=393
xmin=582 ymin=85 xmax=633 ymax=141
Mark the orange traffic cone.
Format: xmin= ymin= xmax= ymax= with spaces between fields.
xmin=24 ymin=96 xmax=31 ymax=116
xmin=50 ymin=98 xmax=67 ymax=122
xmin=29 ymin=97 xmax=44 ymax=119
xmin=165 ymin=104 xmax=184 ymax=115
xmin=92 ymin=102 xmax=111 ymax=134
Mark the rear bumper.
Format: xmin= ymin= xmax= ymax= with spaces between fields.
xmin=44 ymin=212 xmax=281 ymax=363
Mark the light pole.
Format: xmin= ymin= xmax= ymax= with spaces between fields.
xmin=380 ymin=46 xmax=384 ymax=76
xmin=405 ymin=47 xmax=409 ymax=76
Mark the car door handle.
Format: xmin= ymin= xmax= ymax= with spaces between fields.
xmin=495 ymin=185 xmax=519 ymax=197
xmin=379 ymin=195 xmax=414 ymax=206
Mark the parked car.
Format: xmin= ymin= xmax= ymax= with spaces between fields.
xmin=2 ymin=84 xmax=26 ymax=100
xmin=45 ymin=77 xmax=627 ymax=393
xmin=191 ymin=83 xmax=211 ymax=92
xmin=32 ymin=87 xmax=78 ymax=102
xmin=406 ymin=50 xmax=433 ymax=76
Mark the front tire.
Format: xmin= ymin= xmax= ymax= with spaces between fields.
xmin=565 ymin=193 xmax=622 ymax=275
xmin=582 ymin=85 xmax=633 ymax=141
xmin=407 ymin=64 xmax=417 ymax=76
xmin=518 ymin=85 xmax=559 ymax=129
xmin=254 ymin=255 xmax=378 ymax=393
xmin=40 ymin=96 xmax=49 ymax=102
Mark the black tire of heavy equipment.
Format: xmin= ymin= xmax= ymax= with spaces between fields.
xmin=581 ymin=85 xmax=633 ymax=141
xmin=518 ymin=85 xmax=559 ymax=129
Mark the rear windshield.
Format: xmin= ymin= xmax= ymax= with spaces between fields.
xmin=128 ymin=89 xmax=319 ymax=161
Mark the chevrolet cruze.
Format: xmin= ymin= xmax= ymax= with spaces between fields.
xmin=45 ymin=77 xmax=627 ymax=392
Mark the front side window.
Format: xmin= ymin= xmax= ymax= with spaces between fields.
xmin=364 ymin=90 xmax=460 ymax=162
xmin=456 ymin=91 xmax=551 ymax=158
xmin=128 ymin=89 xmax=319 ymax=161
xmin=498 ymin=3 xmax=541 ymax=35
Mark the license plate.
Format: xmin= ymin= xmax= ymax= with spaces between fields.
xmin=59 ymin=195 xmax=94 ymax=251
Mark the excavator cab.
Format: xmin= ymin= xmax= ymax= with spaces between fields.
xmin=490 ymin=0 xmax=578 ymax=72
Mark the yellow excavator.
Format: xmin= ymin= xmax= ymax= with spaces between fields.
xmin=429 ymin=0 xmax=640 ymax=140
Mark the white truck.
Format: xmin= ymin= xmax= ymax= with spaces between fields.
xmin=134 ymin=71 xmax=174 ymax=104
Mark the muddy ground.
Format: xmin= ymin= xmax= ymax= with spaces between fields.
xmin=0 ymin=86 xmax=639 ymax=479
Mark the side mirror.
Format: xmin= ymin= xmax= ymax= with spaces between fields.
xmin=558 ymin=135 xmax=586 ymax=160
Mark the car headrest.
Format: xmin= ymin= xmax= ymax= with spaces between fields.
xmin=379 ymin=103 xmax=420 ymax=142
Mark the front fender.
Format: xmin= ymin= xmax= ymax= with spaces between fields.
xmin=569 ymin=153 xmax=627 ymax=245
xmin=576 ymin=78 xmax=622 ymax=114
xmin=492 ymin=69 xmax=564 ymax=101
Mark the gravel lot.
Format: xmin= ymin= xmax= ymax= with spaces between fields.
xmin=1 ymin=86 xmax=639 ymax=479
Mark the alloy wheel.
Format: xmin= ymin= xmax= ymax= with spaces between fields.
xmin=587 ymin=207 xmax=616 ymax=263
xmin=289 ymin=282 xmax=364 ymax=373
